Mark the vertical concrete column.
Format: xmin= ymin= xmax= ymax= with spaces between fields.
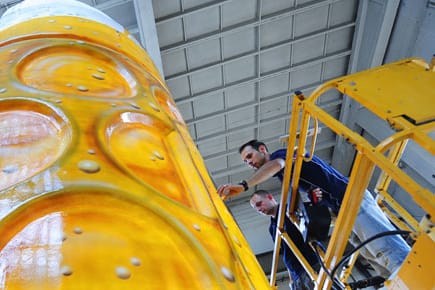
xmin=133 ymin=0 xmax=164 ymax=77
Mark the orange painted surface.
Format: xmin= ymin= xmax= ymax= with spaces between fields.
xmin=0 ymin=3 xmax=270 ymax=289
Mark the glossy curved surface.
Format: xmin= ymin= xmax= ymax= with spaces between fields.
xmin=0 ymin=188 xmax=224 ymax=290
xmin=102 ymin=111 xmax=190 ymax=204
xmin=17 ymin=45 xmax=137 ymax=98
xmin=0 ymin=99 xmax=70 ymax=191
xmin=0 ymin=0 xmax=270 ymax=289
xmin=0 ymin=0 xmax=124 ymax=32
xmin=152 ymin=87 xmax=185 ymax=124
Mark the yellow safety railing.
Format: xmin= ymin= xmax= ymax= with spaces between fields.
xmin=270 ymin=58 xmax=435 ymax=289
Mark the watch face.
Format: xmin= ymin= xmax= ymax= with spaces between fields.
xmin=239 ymin=180 xmax=248 ymax=191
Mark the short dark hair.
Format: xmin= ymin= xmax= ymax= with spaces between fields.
xmin=238 ymin=139 xmax=268 ymax=154
xmin=250 ymin=189 xmax=270 ymax=199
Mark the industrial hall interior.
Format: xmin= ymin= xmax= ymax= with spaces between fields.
xmin=0 ymin=0 xmax=434 ymax=290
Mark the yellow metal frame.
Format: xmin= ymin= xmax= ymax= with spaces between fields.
xmin=270 ymin=58 xmax=435 ymax=289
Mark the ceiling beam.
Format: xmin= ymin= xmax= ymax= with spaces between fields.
xmin=155 ymin=0 xmax=232 ymax=25
xmin=175 ymin=49 xmax=351 ymax=105
xmin=160 ymin=0 xmax=346 ymax=55
xmin=165 ymin=21 xmax=355 ymax=81
xmin=331 ymin=0 xmax=400 ymax=174
xmin=370 ymin=0 xmax=400 ymax=67
xmin=133 ymin=0 xmax=164 ymax=76
xmin=185 ymin=83 xmax=342 ymax=127
xmin=95 ymin=0 xmax=131 ymax=11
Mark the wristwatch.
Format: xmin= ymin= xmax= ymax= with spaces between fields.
xmin=238 ymin=180 xmax=249 ymax=191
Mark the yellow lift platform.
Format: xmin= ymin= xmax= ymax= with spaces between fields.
xmin=271 ymin=57 xmax=435 ymax=289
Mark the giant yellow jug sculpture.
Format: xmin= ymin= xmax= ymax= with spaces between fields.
xmin=0 ymin=1 xmax=270 ymax=289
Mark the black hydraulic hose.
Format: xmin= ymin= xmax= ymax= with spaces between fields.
xmin=310 ymin=240 xmax=330 ymax=276
xmin=310 ymin=240 xmax=344 ymax=289
xmin=348 ymin=276 xmax=386 ymax=289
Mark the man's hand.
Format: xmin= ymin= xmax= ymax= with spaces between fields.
xmin=311 ymin=187 xmax=323 ymax=203
xmin=217 ymin=183 xmax=244 ymax=200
